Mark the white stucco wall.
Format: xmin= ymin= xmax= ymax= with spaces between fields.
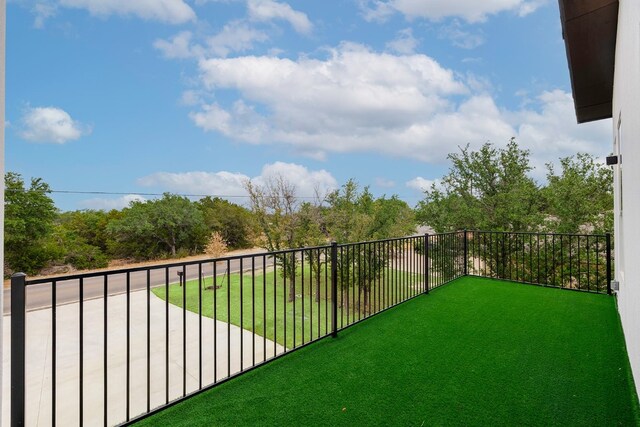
xmin=612 ymin=0 xmax=640 ymax=396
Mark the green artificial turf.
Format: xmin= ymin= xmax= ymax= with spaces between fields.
xmin=138 ymin=277 xmax=639 ymax=426
xmin=153 ymin=267 xmax=424 ymax=349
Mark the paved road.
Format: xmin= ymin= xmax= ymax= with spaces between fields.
xmin=4 ymin=253 xmax=276 ymax=314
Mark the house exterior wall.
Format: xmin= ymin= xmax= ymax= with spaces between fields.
xmin=612 ymin=0 xmax=640 ymax=395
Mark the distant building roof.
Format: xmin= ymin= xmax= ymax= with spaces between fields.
xmin=558 ymin=0 xmax=618 ymax=123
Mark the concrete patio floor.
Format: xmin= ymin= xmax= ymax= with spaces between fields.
xmin=3 ymin=289 xmax=285 ymax=426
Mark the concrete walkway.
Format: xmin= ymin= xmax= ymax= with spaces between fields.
xmin=3 ymin=290 xmax=285 ymax=426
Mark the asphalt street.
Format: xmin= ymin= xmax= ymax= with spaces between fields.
xmin=3 ymin=253 xmax=276 ymax=314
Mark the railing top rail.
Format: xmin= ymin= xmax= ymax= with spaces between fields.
xmin=469 ymin=230 xmax=609 ymax=238
xmin=427 ymin=231 xmax=465 ymax=236
xmin=336 ymin=235 xmax=423 ymax=247
xmin=24 ymin=244 xmax=335 ymax=286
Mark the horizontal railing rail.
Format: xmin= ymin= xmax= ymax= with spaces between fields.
xmin=9 ymin=230 xmax=610 ymax=426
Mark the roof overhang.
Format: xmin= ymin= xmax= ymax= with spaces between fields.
xmin=558 ymin=0 xmax=618 ymax=123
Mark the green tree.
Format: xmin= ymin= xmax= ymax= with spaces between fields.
xmin=50 ymin=210 xmax=116 ymax=270
xmin=57 ymin=209 xmax=116 ymax=252
xmin=297 ymin=201 xmax=329 ymax=302
xmin=415 ymin=139 xmax=542 ymax=233
xmin=107 ymin=194 xmax=208 ymax=259
xmin=325 ymin=180 xmax=415 ymax=313
xmin=246 ymin=176 xmax=322 ymax=302
xmin=370 ymin=196 xmax=416 ymax=239
xmin=415 ymin=140 xmax=542 ymax=279
xmin=4 ymin=172 xmax=58 ymax=274
xmin=543 ymin=153 xmax=613 ymax=233
xmin=325 ymin=179 xmax=375 ymax=243
xmin=196 ymin=196 xmax=256 ymax=249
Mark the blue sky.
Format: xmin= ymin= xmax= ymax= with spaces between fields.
xmin=7 ymin=0 xmax=611 ymax=211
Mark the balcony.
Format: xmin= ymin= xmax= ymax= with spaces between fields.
xmin=134 ymin=275 xmax=638 ymax=426
xmin=7 ymin=231 xmax=637 ymax=426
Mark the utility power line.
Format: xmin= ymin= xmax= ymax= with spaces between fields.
xmin=4 ymin=188 xmax=323 ymax=200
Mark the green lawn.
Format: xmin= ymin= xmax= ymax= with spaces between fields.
xmin=139 ymin=276 xmax=639 ymax=426
xmin=153 ymin=266 xmax=425 ymax=349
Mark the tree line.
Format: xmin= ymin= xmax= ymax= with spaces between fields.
xmin=4 ymin=173 xmax=416 ymax=276
xmin=4 ymin=139 xmax=613 ymax=277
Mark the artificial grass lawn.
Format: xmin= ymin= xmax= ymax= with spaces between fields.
xmin=153 ymin=267 xmax=424 ymax=349
xmin=140 ymin=277 xmax=639 ymax=426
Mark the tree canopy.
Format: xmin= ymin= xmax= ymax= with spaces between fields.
xmin=415 ymin=139 xmax=613 ymax=234
xmin=416 ymin=139 xmax=542 ymax=232
xmin=5 ymin=172 xmax=58 ymax=274
xmin=107 ymin=194 xmax=208 ymax=259
xmin=543 ymin=153 xmax=613 ymax=234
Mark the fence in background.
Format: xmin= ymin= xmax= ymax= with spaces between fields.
xmin=9 ymin=230 xmax=610 ymax=426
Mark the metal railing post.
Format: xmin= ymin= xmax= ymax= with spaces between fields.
xmin=606 ymin=233 xmax=612 ymax=295
xmin=463 ymin=230 xmax=468 ymax=276
xmin=331 ymin=242 xmax=338 ymax=337
xmin=424 ymin=233 xmax=429 ymax=294
xmin=11 ymin=272 xmax=27 ymax=427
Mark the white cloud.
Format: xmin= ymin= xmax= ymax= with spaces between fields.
xmin=386 ymin=28 xmax=419 ymax=54
xmin=137 ymin=162 xmax=338 ymax=201
xmin=207 ymin=21 xmax=269 ymax=57
xmin=19 ymin=106 xmax=91 ymax=144
xmin=32 ymin=1 xmax=57 ymax=28
xmin=154 ymin=23 xmax=269 ymax=60
xmin=138 ymin=170 xmax=250 ymax=197
xmin=359 ymin=0 xmax=546 ymax=23
xmin=509 ymin=90 xmax=611 ymax=176
xmin=154 ymin=31 xmax=201 ymax=59
xmin=183 ymin=43 xmax=608 ymax=172
xmin=255 ymin=162 xmax=337 ymax=196
xmin=247 ymin=0 xmax=312 ymax=34
xmin=179 ymin=90 xmax=204 ymax=106
xmin=58 ymin=0 xmax=196 ymax=24
xmin=358 ymin=0 xmax=395 ymax=22
xmin=406 ymin=177 xmax=440 ymax=192
xmin=190 ymin=100 xmax=268 ymax=143
xmin=79 ymin=194 xmax=146 ymax=210
xmin=192 ymin=42 xmax=468 ymax=160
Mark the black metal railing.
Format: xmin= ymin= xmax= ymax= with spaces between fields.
xmin=466 ymin=230 xmax=612 ymax=294
xmin=8 ymin=230 xmax=610 ymax=426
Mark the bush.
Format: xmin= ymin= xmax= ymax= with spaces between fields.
xmin=205 ymin=232 xmax=228 ymax=257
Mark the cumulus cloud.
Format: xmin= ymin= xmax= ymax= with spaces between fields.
xmin=19 ymin=106 xmax=91 ymax=144
xmin=79 ymin=194 xmax=146 ymax=210
xmin=247 ymin=0 xmax=313 ymax=34
xmin=138 ymin=170 xmax=250 ymax=197
xmin=137 ymin=162 xmax=338 ymax=201
xmin=192 ymin=42 xmax=469 ymax=160
xmin=256 ymin=162 xmax=337 ymax=196
xmin=185 ymin=42 xmax=609 ymax=171
xmin=58 ymin=0 xmax=196 ymax=24
xmin=359 ymin=0 xmax=545 ymax=23
xmin=189 ymin=100 xmax=268 ymax=143
xmin=386 ymin=28 xmax=419 ymax=54
xmin=509 ymin=90 xmax=611 ymax=175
